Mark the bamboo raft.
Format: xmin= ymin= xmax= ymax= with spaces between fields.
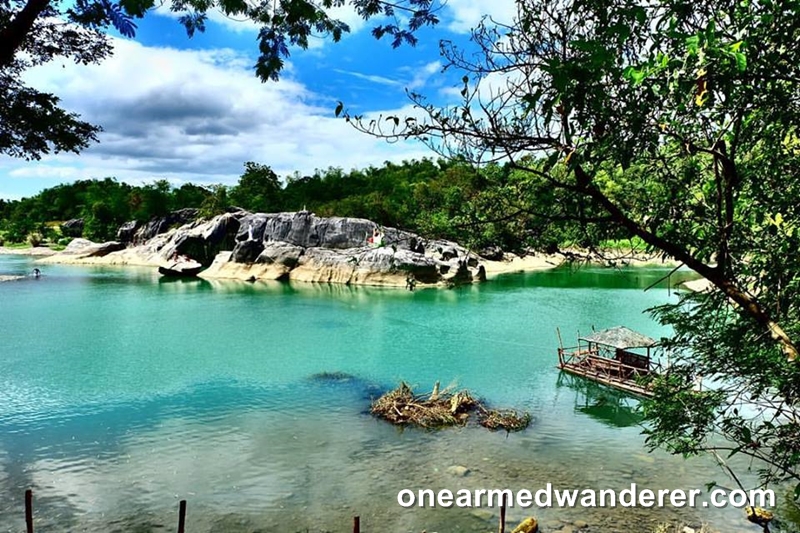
xmin=556 ymin=326 xmax=661 ymax=398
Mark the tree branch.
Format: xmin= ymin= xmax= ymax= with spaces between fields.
xmin=0 ymin=0 xmax=52 ymax=68
xmin=575 ymin=163 xmax=799 ymax=362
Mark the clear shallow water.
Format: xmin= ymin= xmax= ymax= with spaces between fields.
xmin=0 ymin=256 xmax=764 ymax=532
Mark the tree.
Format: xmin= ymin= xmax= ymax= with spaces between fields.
xmin=348 ymin=0 xmax=800 ymax=500
xmin=229 ymin=162 xmax=282 ymax=213
xmin=0 ymin=0 xmax=113 ymax=159
xmin=0 ymin=0 xmax=440 ymax=160
xmin=198 ymin=183 xmax=229 ymax=218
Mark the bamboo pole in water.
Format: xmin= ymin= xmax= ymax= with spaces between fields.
xmin=25 ymin=489 xmax=33 ymax=533
xmin=499 ymin=493 xmax=507 ymax=533
xmin=353 ymin=516 xmax=360 ymax=533
xmin=177 ymin=500 xmax=187 ymax=533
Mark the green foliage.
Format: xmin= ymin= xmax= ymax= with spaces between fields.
xmin=229 ymin=162 xmax=282 ymax=213
xmin=26 ymin=232 xmax=42 ymax=247
xmin=0 ymin=177 xmax=214 ymax=242
xmin=1 ymin=159 xmax=609 ymax=252
xmin=198 ymin=184 xmax=230 ymax=219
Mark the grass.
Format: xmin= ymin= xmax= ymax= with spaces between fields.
xmin=0 ymin=241 xmax=32 ymax=249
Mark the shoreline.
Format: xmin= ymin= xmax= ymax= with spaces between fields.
xmin=18 ymin=244 xmax=694 ymax=289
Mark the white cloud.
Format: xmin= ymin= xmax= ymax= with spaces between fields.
xmin=444 ymin=0 xmax=518 ymax=33
xmin=335 ymin=60 xmax=442 ymax=91
xmin=407 ymin=60 xmax=442 ymax=90
xmin=334 ymin=69 xmax=402 ymax=87
xmin=10 ymin=38 xmax=434 ymax=190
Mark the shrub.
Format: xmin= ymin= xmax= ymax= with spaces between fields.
xmin=27 ymin=232 xmax=42 ymax=247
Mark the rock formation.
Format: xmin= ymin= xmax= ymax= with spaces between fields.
xmin=42 ymin=210 xmax=491 ymax=287
xmin=60 ymin=238 xmax=125 ymax=258
xmin=60 ymin=218 xmax=84 ymax=237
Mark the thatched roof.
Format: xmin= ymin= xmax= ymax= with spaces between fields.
xmin=581 ymin=326 xmax=657 ymax=349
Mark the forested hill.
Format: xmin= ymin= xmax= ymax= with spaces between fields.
xmin=0 ymin=159 xmax=625 ymax=253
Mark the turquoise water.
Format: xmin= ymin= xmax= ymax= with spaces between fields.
xmin=0 ymin=256 xmax=762 ymax=532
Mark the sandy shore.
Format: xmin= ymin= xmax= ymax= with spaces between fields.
xmin=0 ymin=246 xmax=58 ymax=257
xmin=482 ymin=252 xmax=566 ymax=277
xmin=35 ymin=248 xmax=157 ymax=267
xmin=680 ymin=278 xmax=713 ymax=292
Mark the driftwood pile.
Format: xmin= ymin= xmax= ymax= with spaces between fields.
xmin=371 ymin=381 xmax=531 ymax=432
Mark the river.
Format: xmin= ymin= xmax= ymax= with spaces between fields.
xmin=0 ymin=255 xmax=765 ymax=532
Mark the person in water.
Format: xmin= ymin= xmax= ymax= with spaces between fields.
xmin=31 ymin=268 xmax=41 ymax=278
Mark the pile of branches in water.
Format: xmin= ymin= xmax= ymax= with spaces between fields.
xmin=371 ymin=381 xmax=531 ymax=432
xmin=478 ymin=408 xmax=532 ymax=432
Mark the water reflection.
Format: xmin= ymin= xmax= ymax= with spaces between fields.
xmin=556 ymin=372 xmax=644 ymax=428
xmin=494 ymin=265 xmax=700 ymax=291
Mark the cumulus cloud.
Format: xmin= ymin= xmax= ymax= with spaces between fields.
xmin=7 ymin=38 xmax=433 ymax=189
xmin=444 ymin=0 xmax=518 ymax=33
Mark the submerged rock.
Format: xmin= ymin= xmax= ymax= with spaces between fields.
xmin=447 ymin=465 xmax=470 ymax=477
xmin=512 ymin=517 xmax=539 ymax=533
xmin=308 ymin=372 xmax=359 ymax=383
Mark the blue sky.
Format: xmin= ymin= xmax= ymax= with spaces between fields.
xmin=0 ymin=0 xmax=516 ymax=200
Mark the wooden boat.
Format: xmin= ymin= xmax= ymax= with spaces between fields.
xmin=556 ymin=326 xmax=662 ymax=398
xmin=158 ymin=258 xmax=203 ymax=278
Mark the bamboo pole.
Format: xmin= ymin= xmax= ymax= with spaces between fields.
xmin=498 ymin=493 xmax=507 ymax=533
xmin=353 ymin=516 xmax=360 ymax=533
xmin=25 ymin=489 xmax=33 ymax=533
xmin=177 ymin=500 xmax=186 ymax=533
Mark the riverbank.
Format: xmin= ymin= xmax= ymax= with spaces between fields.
xmin=30 ymin=243 xmax=688 ymax=287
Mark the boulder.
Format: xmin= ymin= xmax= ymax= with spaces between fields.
xmin=60 ymin=218 xmax=84 ymax=237
xmin=131 ymin=208 xmax=200 ymax=244
xmin=231 ymin=239 xmax=264 ymax=263
xmin=167 ymin=213 xmax=240 ymax=266
xmin=256 ymin=242 xmax=305 ymax=268
xmin=443 ymin=260 xmax=473 ymax=285
xmin=511 ymin=518 xmax=539 ymax=533
xmin=479 ymin=245 xmax=504 ymax=261
xmin=260 ymin=212 xmax=373 ymax=249
xmin=438 ymin=245 xmax=459 ymax=261
xmin=236 ymin=213 xmax=269 ymax=243
xmin=62 ymin=238 xmax=95 ymax=253
xmin=62 ymin=238 xmax=123 ymax=257
xmin=116 ymin=220 xmax=140 ymax=243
